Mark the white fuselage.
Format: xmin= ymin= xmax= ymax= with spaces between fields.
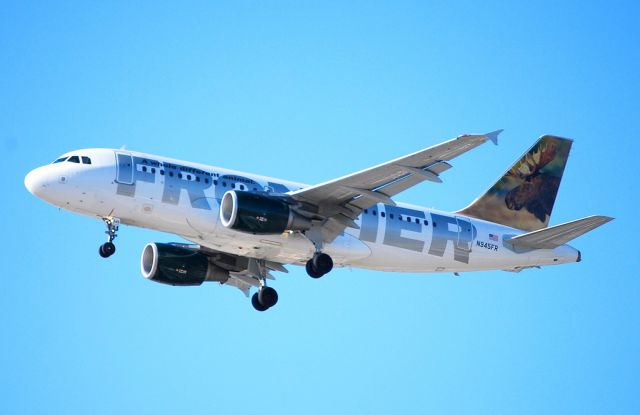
xmin=24 ymin=148 xmax=579 ymax=273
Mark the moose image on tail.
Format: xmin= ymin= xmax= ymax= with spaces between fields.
xmin=460 ymin=135 xmax=572 ymax=232
xmin=504 ymin=140 xmax=562 ymax=222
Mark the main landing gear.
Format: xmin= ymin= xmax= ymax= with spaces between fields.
xmin=251 ymin=286 xmax=278 ymax=311
xmin=305 ymin=253 xmax=333 ymax=278
xmin=247 ymin=259 xmax=279 ymax=312
xmin=99 ymin=217 xmax=120 ymax=258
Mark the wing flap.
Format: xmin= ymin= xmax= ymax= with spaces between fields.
xmin=505 ymin=215 xmax=613 ymax=249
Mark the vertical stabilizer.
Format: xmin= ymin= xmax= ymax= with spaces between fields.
xmin=459 ymin=135 xmax=572 ymax=231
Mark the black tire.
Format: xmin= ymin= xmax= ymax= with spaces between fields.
xmin=252 ymin=293 xmax=269 ymax=311
xmin=312 ymin=253 xmax=333 ymax=275
xmin=258 ymin=287 xmax=278 ymax=308
xmin=306 ymin=260 xmax=324 ymax=279
xmin=99 ymin=242 xmax=116 ymax=258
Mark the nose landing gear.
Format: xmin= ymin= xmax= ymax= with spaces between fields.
xmin=99 ymin=217 xmax=120 ymax=258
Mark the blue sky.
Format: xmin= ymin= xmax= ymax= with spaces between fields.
xmin=2 ymin=1 xmax=639 ymax=414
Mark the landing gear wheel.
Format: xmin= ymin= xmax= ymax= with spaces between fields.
xmin=252 ymin=293 xmax=269 ymax=312
xmin=99 ymin=242 xmax=116 ymax=258
xmin=306 ymin=260 xmax=324 ymax=278
xmin=306 ymin=253 xmax=333 ymax=278
xmin=251 ymin=287 xmax=278 ymax=311
xmin=313 ymin=253 xmax=333 ymax=275
xmin=258 ymin=286 xmax=278 ymax=308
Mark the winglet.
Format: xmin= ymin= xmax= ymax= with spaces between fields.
xmin=484 ymin=129 xmax=503 ymax=145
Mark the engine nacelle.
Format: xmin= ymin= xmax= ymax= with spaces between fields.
xmin=141 ymin=243 xmax=229 ymax=286
xmin=219 ymin=190 xmax=311 ymax=235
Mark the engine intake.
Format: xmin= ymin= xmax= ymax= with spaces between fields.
xmin=220 ymin=190 xmax=311 ymax=234
xmin=141 ymin=243 xmax=229 ymax=286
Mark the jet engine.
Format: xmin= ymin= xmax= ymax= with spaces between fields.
xmin=220 ymin=190 xmax=311 ymax=234
xmin=141 ymin=243 xmax=229 ymax=286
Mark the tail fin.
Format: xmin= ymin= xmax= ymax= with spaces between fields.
xmin=459 ymin=135 xmax=573 ymax=231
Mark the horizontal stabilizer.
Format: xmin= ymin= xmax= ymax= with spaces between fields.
xmin=505 ymin=215 xmax=613 ymax=249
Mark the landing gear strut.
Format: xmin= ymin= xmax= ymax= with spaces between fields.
xmin=99 ymin=217 xmax=120 ymax=258
xmin=306 ymin=253 xmax=333 ymax=278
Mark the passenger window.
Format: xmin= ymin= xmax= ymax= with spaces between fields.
xmin=364 ymin=209 xmax=368 ymax=214
xmin=406 ymin=217 xmax=411 ymax=222
xmin=142 ymin=166 xmax=147 ymax=172
xmin=81 ymin=156 xmax=91 ymax=164
xmin=187 ymin=174 xmax=191 ymax=180
xmin=151 ymin=168 xmax=156 ymax=174
xmin=415 ymin=218 xmax=419 ymax=224
xmin=68 ymin=156 xmax=80 ymax=163
xmin=372 ymin=210 xmax=377 ymax=216
xmin=423 ymin=219 xmax=428 ymax=226
xmin=196 ymin=177 xmax=200 ymax=182
xmin=390 ymin=214 xmax=394 ymax=219
xmin=160 ymin=170 xmax=165 ymax=176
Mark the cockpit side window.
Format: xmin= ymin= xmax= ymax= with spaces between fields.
xmin=53 ymin=157 xmax=68 ymax=164
xmin=68 ymin=156 xmax=80 ymax=163
xmin=81 ymin=156 xmax=92 ymax=164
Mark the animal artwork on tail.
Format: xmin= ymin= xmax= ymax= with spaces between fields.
xmin=459 ymin=136 xmax=572 ymax=231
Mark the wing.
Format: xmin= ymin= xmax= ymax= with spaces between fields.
xmin=287 ymin=130 xmax=502 ymax=242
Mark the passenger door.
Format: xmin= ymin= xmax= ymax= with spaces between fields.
xmin=115 ymin=152 xmax=134 ymax=184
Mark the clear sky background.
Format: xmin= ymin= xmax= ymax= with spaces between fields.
xmin=2 ymin=1 xmax=639 ymax=414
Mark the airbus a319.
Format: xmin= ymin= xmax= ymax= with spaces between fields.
xmin=24 ymin=131 xmax=612 ymax=311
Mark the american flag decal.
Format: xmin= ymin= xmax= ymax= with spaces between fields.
xmin=489 ymin=233 xmax=498 ymax=241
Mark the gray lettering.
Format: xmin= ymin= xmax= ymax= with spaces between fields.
xmin=213 ymin=174 xmax=261 ymax=202
xmin=428 ymin=213 xmax=476 ymax=264
xmin=383 ymin=206 xmax=425 ymax=252
xmin=162 ymin=164 xmax=213 ymax=209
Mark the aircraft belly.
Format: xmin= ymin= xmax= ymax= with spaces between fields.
xmin=198 ymin=229 xmax=316 ymax=264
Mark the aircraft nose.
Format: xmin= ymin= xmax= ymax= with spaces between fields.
xmin=24 ymin=167 xmax=49 ymax=197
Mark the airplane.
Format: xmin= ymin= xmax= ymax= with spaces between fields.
xmin=24 ymin=131 xmax=612 ymax=311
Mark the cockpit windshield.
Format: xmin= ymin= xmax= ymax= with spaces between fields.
xmin=51 ymin=155 xmax=92 ymax=164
